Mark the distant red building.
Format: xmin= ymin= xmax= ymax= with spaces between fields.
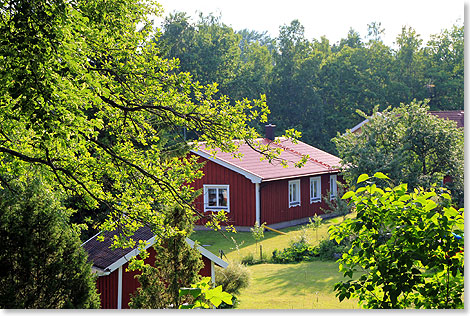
xmin=190 ymin=125 xmax=342 ymax=230
xmin=82 ymin=226 xmax=228 ymax=309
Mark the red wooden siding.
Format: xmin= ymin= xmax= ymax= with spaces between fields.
xmin=200 ymin=256 xmax=212 ymax=277
xmin=260 ymin=174 xmax=339 ymax=225
xmin=191 ymin=155 xmax=256 ymax=227
xmin=96 ymin=247 xmax=214 ymax=309
xmin=96 ymin=268 xmax=119 ymax=309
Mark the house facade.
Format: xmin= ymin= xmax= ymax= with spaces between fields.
xmin=82 ymin=226 xmax=228 ymax=309
xmin=190 ymin=127 xmax=342 ymax=230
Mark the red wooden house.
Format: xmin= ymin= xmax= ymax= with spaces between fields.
xmin=190 ymin=125 xmax=342 ymax=230
xmin=82 ymin=226 xmax=228 ymax=309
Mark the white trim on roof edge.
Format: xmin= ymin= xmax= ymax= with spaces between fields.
xmin=105 ymin=235 xmax=158 ymax=273
xmin=101 ymin=236 xmax=228 ymax=274
xmin=185 ymin=237 xmax=229 ymax=269
xmin=191 ymin=149 xmax=262 ymax=184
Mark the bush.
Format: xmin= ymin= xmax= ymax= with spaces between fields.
xmin=215 ymin=261 xmax=251 ymax=308
xmin=240 ymin=253 xmax=266 ymax=265
xmin=315 ymin=238 xmax=349 ymax=260
xmin=271 ymin=238 xmax=316 ymax=263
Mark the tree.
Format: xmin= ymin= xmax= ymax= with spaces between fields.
xmin=159 ymin=12 xmax=243 ymax=97
xmin=391 ymin=26 xmax=427 ymax=103
xmin=333 ymin=100 xmax=464 ymax=207
xmin=423 ymin=23 xmax=464 ymax=109
xmin=330 ymin=173 xmax=464 ymax=309
xmin=0 ymin=178 xmax=100 ymax=308
xmin=129 ymin=204 xmax=203 ymax=309
xmin=0 ymin=0 xmax=292 ymax=250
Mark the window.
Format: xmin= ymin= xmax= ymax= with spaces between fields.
xmin=203 ymin=185 xmax=229 ymax=212
xmin=288 ymin=179 xmax=301 ymax=207
xmin=310 ymin=176 xmax=321 ymax=203
xmin=330 ymin=175 xmax=337 ymax=200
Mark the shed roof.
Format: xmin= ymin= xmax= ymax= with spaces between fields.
xmin=82 ymin=226 xmax=228 ymax=274
xmin=192 ymin=137 xmax=341 ymax=183
xmin=429 ymin=110 xmax=464 ymax=128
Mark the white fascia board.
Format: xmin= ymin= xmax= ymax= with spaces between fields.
xmin=105 ymin=235 xmax=157 ymax=273
xmin=262 ymin=170 xmax=340 ymax=182
xmin=185 ymin=237 xmax=229 ymax=269
xmin=191 ymin=149 xmax=262 ymax=184
xmin=104 ymin=236 xmax=228 ymax=273
xmin=350 ymin=118 xmax=369 ymax=133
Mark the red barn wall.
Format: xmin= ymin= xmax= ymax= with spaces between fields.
xmin=260 ymin=174 xmax=339 ymax=225
xmin=96 ymin=268 xmax=119 ymax=309
xmin=96 ymin=246 xmax=215 ymax=309
xmin=191 ymin=155 xmax=256 ymax=227
xmin=200 ymin=256 xmax=212 ymax=277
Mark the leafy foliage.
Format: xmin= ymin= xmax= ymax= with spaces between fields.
xmin=333 ymin=101 xmax=464 ymax=207
xmin=179 ymin=277 xmax=233 ymax=309
xmin=128 ymin=205 xmax=203 ymax=309
xmin=0 ymin=0 xmax=296 ymax=250
xmin=271 ymin=239 xmax=316 ymax=264
xmin=329 ymin=173 xmax=464 ymax=309
xmin=158 ymin=14 xmax=463 ymax=154
xmin=0 ymin=178 xmax=100 ymax=308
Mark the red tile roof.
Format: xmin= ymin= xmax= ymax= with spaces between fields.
xmin=194 ymin=138 xmax=341 ymax=182
xmin=429 ymin=110 xmax=464 ymax=128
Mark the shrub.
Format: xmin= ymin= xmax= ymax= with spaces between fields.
xmin=315 ymin=238 xmax=349 ymax=260
xmin=215 ymin=261 xmax=251 ymax=308
xmin=271 ymin=238 xmax=316 ymax=263
xmin=240 ymin=253 xmax=266 ymax=265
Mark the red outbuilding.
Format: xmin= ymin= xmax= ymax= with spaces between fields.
xmin=82 ymin=226 xmax=228 ymax=309
xmin=190 ymin=125 xmax=342 ymax=230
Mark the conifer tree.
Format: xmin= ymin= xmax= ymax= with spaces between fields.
xmin=0 ymin=178 xmax=100 ymax=309
xmin=129 ymin=205 xmax=203 ymax=309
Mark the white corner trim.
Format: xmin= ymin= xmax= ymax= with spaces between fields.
xmin=211 ymin=261 xmax=215 ymax=287
xmin=191 ymin=149 xmax=262 ymax=184
xmin=255 ymin=183 xmax=260 ymax=224
xmin=117 ymin=266 xmax=123 ymax=309
xmin=185 ymin=238 xmax=229 ymax=269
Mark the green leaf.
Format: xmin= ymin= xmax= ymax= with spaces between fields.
xmin=342 ymin=191 xmax=355 ymax=199
xmin=444 ymin=207 xmax=459 ymax=218
xmin=357 ymin=174 xmax=370 ymax=184
xmin=373 ymin=172 xmax=389 ymax=180
xmin=424 ymin=200 xmax=437 ymax=212
xmin=441 ymin=193 xmax=451 ymax=200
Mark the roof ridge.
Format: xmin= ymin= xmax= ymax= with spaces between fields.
xmin=271 ymin=140 xmax=332 ymax=169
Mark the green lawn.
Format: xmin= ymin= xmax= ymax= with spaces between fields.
xmin=236 ymin=262 xmax=359 ymax=309
xmin=191 ymin=215 xmax=349 ymax=263
xmin=190 ymin=214 xmax=361 ymax=309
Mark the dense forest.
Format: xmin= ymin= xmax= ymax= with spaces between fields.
xmin=156 ymin=13 xmax=464 ymax=154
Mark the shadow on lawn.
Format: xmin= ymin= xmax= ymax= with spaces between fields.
xmin=254 ymin=261 xmax=343 ymax=295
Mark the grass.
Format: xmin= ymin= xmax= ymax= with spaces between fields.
xmin=190 ymin=214 xmax=360 ymax=309
xmin=236 ymin=262 xmax=359 ymax=309
xmin=190 ymin=215 xmax=349 ymax=263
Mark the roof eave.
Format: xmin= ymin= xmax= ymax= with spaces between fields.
xmin=191 ymin=149 xmax=263 ymax=184
xmin=261 ymin=169 xmax=341 ymax=182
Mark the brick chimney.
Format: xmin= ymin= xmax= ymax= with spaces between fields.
xmin=265 ymin=124 xmax=276 ymax=141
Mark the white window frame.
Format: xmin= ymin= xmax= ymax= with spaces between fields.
xmin=203 ymin=185 xmax=230 ymax=212
xmin=330 ymin=174 xmax=338 ymax=200
xmin=288 ymin=179 xmax=301 ymax=208
xmin=310 ymin=176 xmax=321 ymax=203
